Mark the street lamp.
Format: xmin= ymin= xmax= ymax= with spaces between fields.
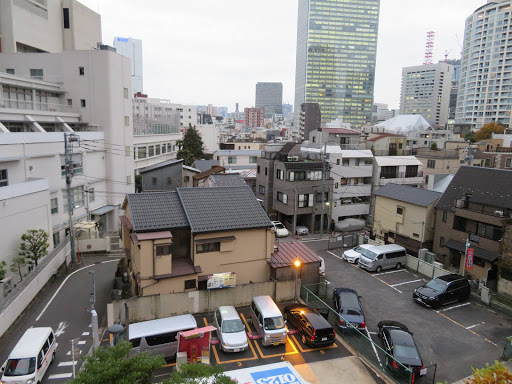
xmin=294 ymin=259 xmax=301 ymax=301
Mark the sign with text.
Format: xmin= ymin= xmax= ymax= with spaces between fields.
xmin=466 ymin=248 xmax=474 ymax=270
xmin=250 ymin=367 xmax=302 ymax=384
xmin=207 ymin=272 xmax=236 ymax=289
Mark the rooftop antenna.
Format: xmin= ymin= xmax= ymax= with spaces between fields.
xmin=424 ymin=31 xmax=435 ymax=65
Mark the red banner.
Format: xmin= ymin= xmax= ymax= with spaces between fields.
xmin=466 ymin=248 xmax=474 ymax=270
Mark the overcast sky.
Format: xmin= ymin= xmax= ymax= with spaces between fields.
xmin=80 ymin=0 xmax=484 ymax=112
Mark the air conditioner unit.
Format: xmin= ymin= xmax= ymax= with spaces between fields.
xmin=495 ymin=210 xmax=504 ymax=217
xmin=0 ymin=277 xmax=13 ymax=299
xmin=456 ymin=199 xmax=465 ymax=208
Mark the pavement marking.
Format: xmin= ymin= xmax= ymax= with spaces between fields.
xmin=78 ymin=340 xmax=86 ymax=345
xmin=203 ymin=317 xmax=209 ymax=327
xmin=302 ymin=238 xmax=327 ymax=242
xmin=101 ymin=259 xmax=121 ymax=264
xmin=240 ymin=313 xmax=253 ymax=334
xmin=48 ymin=373 xmax=73 ymax=379
xmin=82 ymin=332 xmax=90 ymax=336
xmin=252 ymin=336 xmax=299 ymax=359
xmin=437 ymin=302 xmax=471 ymax=312
xmin=466 ymin=323 xmax=482 ymax=330
xmin=58 ymin=361 xmax=78 ymax=367
xmin=374 ymin=269 xmax=407 ymax=276
xmin=434 ymin=310 xmax=497 ymax=348
xmin=367 ymin=331 xmax=378 ymax=335
xmin=212 ymin=339 xmax=259 ymax=365
xmin=327 ymin=251 xmax=343 ymax=260
xmin=325 ymin=279 xmax=331 ymax=285
xmin=291 ymin=334 xmax=337 ymax=353
xmin=366 ymin=328 xmax=383 ymax=369
xmin=55 ymin=321 xmax=68 ymax=337
xmin=66 ymin=350 xmax=81 ymax=356
xmin=390 ymin=279 xmax=422 ymax=287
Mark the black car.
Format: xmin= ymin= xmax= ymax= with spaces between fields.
xmin=283 ymin=304 xmax=335 ymax=347
xmin=378 ymin=321 xmax=425 ymax=379
xmin=332 ymin=288 xmax=365 ymax=331
xmin=413 ymin=274 xmax=470 ymax=309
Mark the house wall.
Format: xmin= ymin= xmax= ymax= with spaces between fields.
xmin=273 ymin=262 xmax=320 ymax=286
xmin=418 ymin=156 xmax=462 ymax=186
xmin=141 ymin=163 xmax=183 ymax=191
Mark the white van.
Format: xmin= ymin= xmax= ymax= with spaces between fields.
xmin=249 ymin=296 xmax=287 ymax=346
xmin=213 ymin=306 xmax=248 ymax=352
xmin=128 ymin=314 xmax=197 ymax=359
xmin=358 ymin=244 xmax=407 ymax=272
xmin=1 ymin=327 xmax=56 ymax=384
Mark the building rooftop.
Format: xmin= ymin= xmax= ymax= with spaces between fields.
xmin=318 ymin=127 xmax=360 ymax=135
xmin=375 ymin=183 xmax=442 ymax=207
xmin=209 ymin=174 xmax=246 ymax=187
xmin=192 ymin=166 xmax=226 ymax=181
xmin=216 ymin=150 xmax=261 ymax=156
xmin=192 ymin=159 xmax=220 ymax=172
xmin=139 ymin=159 xmax=184 ymax=173
xmin=374 ymin=156 xmax=423 ymax=166
xmin=269 ymin=241 xmax=322 ymax=269
xmin=374 ymin=115 xmax=432 ymax=134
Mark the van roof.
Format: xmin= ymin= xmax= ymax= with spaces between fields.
xmin=253 ymin=296 xmax=282 ymax=317
xmin=368 ymin=244 xmax=406 ymax=253
xmin=129 ymin=314 xmax=197 ymax=340
xmin=218 ymin=306 xmax=241 ymax=321
xmin=9 ymin=327 xmax=53 ymax=358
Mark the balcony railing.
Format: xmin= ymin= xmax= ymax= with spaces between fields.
xmin=0 ymin=98 xmax=73 ymax=113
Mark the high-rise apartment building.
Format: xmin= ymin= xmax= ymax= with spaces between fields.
xmin=298 ymin=103 xmax=321 ymax=141
xmin=113 ymin=37 xmax=143 ymax=94
xmin=455 ymin=0 xmax=512 ymax=129
xmin=294 ymin=0 xmax=380 ymax=128
xmin=400 ymin=62 xmax=453 ymax=127
xmin=244 ymin=108 xmax=264 ymax=128
xmin=255 ymin=82 xmax=283 ymax=118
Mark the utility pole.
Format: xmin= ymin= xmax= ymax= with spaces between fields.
xmin=319 ymin=141 xmax=327 ymax=238
xmin=89 ymin=270 xmax=99 ymax=350
xmin=65 ymin=133 xmax=80 ymax=265
xmin=462 ymin=237 xmax=471 ymax=277
xmin=420 ymin=221 xmax=425 ymax=251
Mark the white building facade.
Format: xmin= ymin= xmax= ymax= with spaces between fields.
xmin=113 ymin=37 xmax=143 ymax=94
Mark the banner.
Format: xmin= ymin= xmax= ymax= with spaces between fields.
xmin=466 ymin=248 xmax=474 ymax=270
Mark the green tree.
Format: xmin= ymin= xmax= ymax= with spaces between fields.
xmin=474 ymin=122 xmax=506 ymax=141
xmin=70 ymin=341 xmax=165 ymax=384
xmin=177 ymin=124 xmax=205 ymax=165
xmin=19 ymin=229 xmax=49 ymax=267
xmin=10 ymin=256 xmax=27 ymax=282
xmin=0 ymin=261 xmax=7 ymax=280
xmin=464 ymin=131 xmax=476 ymax=143
xmin=464 ymin=360 xmax=512 ymax=384
xmin=430 ymin=142 xmax=438 ymax=150
xmin=163 ymin=363 xmax=236 ymax=384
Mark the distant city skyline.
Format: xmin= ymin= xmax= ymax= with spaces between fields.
xmin=80 ymin=0 xmax=484 ymax=113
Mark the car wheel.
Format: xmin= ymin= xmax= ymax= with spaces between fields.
xmin=376 ymin=266 xmax=382 ymax=273
xmin=432 ymin=299 xmax=441 ymax=309
xmin=396 ymin=262 xmax=402 ymax=270
xmin=301 ymin=334 xmax=307 ymax=344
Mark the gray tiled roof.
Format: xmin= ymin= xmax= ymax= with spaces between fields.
xmin=127 ymin=192 xmax=189 ymax=232
xmin=375 ymin=183 xmax=442 ymax=207
xmin=177 ymin=186 xmax=272 ymax=233
xmin=436 ymin=166 xmax=512 ymax=211
xmin=192 ymin=160 xmax=220 ymax=172
xmin=210 ymin=174 xmax=246 ymax=187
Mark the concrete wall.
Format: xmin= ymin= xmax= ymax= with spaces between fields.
xmin=78 ymin=237 xmax=111 ymax=253
xmin=406 ymin=255 xmax=451 ymax=280
xmin=141 ymin=162 xmax=182 ymax=191
xmin=107 ymin=280 xmax=295 ymax=326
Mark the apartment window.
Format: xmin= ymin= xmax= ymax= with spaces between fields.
xmin=80 ymin=99 xmax=86 ymax=108
xmin=340 ymin=177 xmax=348 ymax=185
xmin=79 ymin=67 xmax=85 ymax=76
xmin=185 ymin=279 xmax=197 ymax=290
xmin=155 ymin=245 xmax=171 ymax=256
xmin=259 ymin=185 xmax=265 ymax=194
xmin=342 ymin=159 xmax=350 ymax=166
xmin=355 ymin=159 xmax=360 ymax=166
xmin=89 ymin=188 xmax=95 ymax=202
xmin=148 ymin=146 xmax=155 ymax=157
xmin=249 ymin=156 xmax=258 ymax=164
xmin=276 ymin=169 xmax=284 ymax=180
xmin=53 ymin=232 xmax=60 ymax=246
xmin=30 ymin=69 xmax=43 ymax=80
xmin=265 ymin=167 xmax=268 ymax=176
xmin=440 ymin=236 xmax=445 ymax=247
xmin=124 ymin=116 xmax=130 ymax=126
xmin=316 ymin=192 xmax=329 ymax=202
xmin=155 ymin=145 xmax=161 ymax=156
xmin=228 ymin=156 xmax=236 ymax=164
xmin=60 ymin=154 xmax=83 ymax=177
xmin=67 ymin=99 xmax=72 ymax=106
xmin=365 ymin=159 xmax=372 ymax=165
xmin=196 ymin=242 xmax=220 ymax=253
xmin=137 ymin=147 xmax=147 ymax=159
xmin=476 ymin=223 xmax=503 ymax=241
xmin=336 ymin=159 xmax=340 ymax=165
xmin=427 ymin=160 xmax=436 ymax=168
xmin=506 ymin=158 xmax=512 ymax=168
xmin=277 ymin=192 xmax=288 ymax=204
xmin=0 ymin=169 xmax=7 ymax=187
xmin=152 ymin=177 xmax=157 ymax=185
xmin=63 ymin=186 xmax=84 ymax=212
xmin=298 ymin=194 xmax=313 ymax=208
xmin=6 ymin=69 xmax=14 ymax=75
xmin=380 ymin=166 xmax=398 ymax=179
xmin=442 ymin=211 xmax=447 ymax=223
xmin=396 ymin=207 xmax=404 ymax=215
xmin=63 ymin=8 xmax=70 ymax=28
xmin=51 ymin=198 xmax=58 ymax=215
xmin=123 ymin=88 xmax=129 ymax=99
xmin=167 ymin=143 xmax=172 ymax=152
xmin=405 ymin=165 xmax=419 ymax=178
xmin=257 ymin=165 xmax=260 ymax=174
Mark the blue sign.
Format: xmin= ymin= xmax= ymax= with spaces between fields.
xmin=116 ymin=37 xmax=129 ymax=42
xmin=250 ymin=367 xmax=301 ymax=384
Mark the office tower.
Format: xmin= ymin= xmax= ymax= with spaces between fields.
xmin=255 ymin=82 xmax=283 ymax=118
xmin=455 ymin=1 xmax=512 ymax=129
xmin=282 ymin=104 xmax=293 ymax=118
xmin=298 ymin=103 xmax=321 ymax=141
xmin=444 ymin=59 xmax=461 ymax=123
xmin=113 ymin=37 xmax=143 ymax=94
xmin=400 ymin=62 xmax=453 ymax=127
xmin=372 ymin=103 xmax=394 ymax=123
xmin=244 ymin=108 xmax=264 ymax=128
xmin=294 ymin=0 xmax=380 ymax=128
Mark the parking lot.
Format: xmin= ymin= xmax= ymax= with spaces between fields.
xmin=319 ymin=247 xmax=512 ymax=383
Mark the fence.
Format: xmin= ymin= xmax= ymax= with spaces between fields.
xmin=107 ymin=280 xmax=295 ymax=326
xmin=405 ymin=255 xmax=452 ymax=280
xmin=78 ymin=237 xmax=111 ymax=253
xmin=0 ymin=237 xmax=70 ymax=339
xmin=328 ymin=233 xmax=360 ymax=250
xmin=301 ymin=283 xmax=413 ymax=384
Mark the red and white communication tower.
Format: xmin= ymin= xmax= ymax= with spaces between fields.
xmin=423 ymin=31 xmax=435 ymax=65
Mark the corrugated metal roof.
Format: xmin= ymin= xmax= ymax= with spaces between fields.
xmin=269 ymin=241 xmax=322 ymax=268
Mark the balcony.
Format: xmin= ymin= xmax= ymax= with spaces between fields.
xmin=0 ymin=98 xmax=73 ymax=114
xmin=0 ymin=178 xmax=49 ymax=201
xmin=454 ymin=207 xmax=509 ymax=227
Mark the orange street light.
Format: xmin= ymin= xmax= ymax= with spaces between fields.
xmin=294 ymin=260 xmax=301 ymax=267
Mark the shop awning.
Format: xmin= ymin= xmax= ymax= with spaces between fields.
xmin=444 ymin=239 xmax=499 ymax=262
xmin=90 ymin=205 xmax=117 ymax=216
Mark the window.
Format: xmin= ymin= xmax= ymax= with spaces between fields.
xmin=265 ymin=167 xmax=268 ymax=176
xmin=249 ymin=156 xmax=257 ymax=163
xmin=60 ymin=154 xmax=82 ymax=177
xmin=146 ymin=332 xmax=175 ymax=346
xmin=336 ymin=159 xmax=340 ymax=165
xmin=413 ymin=233 xmax=419 ymax=238
xmin=185 ymin=279 xmax=197 ymax=290
xmin=184 ymin=176 xmax=190 ymax=182
xmin=427 ymin=160 xmax=436 ymax=168
xmin=79 ymin=67 xmax=84 ymax=76
xmin=440 ymin=236 xmax=445 ymax=247
xmin=67 ymin=99 xmax=72 ymax=106
xmin=80 ymin=99 xmax=86 ymax=108
xmin=277 ymin=192 xmax=288 ymax=204
xmin=289 ymin=171 xmax=321 ymax=181
xmin=152 ymin=177 xmax=157 ymax=185
xmin=53 ymin=232 xmax=60 ymax=246
xmin=405 ymin=165 xmax=419 ymax=178
xmin=316 ymin=192 xmax=329 ymax=202
xmin=30 ymin=69 xmax=43 ymax=80
xmin=396 ymin=207 xmax=404 ymax=215
xmin=476 ymin=223 xmax=503 ymax=241
xmin=155 ymin=245 xmax=171 ymax=256
xmin=380 ymin=166 xmax=398 ymax=179
xmin=506 ymin=158 xmax=512 ymax=168
xmin=298 ymin=194 xmax=313 ymax=208
xmin=155 ymin=145 xmax=161 ymax=156
xmin=257 ymin=165 xmax=260 ymax=174
xmin=259 ymin=185 xmax=265 ymax=194
xmin=63 ymin=186 xmax=84 ymax=212
xmin=0 ymin=169 xmax=8 ymax=187
xmin=276 ymin=169 xmax=284 ymax=180
xmin=196 ymin=242 xmax=220 ymax=253
xmin=51 ymin=198 xmax=58 ymax=214
xmin=127 ymin=175 xmax=131 ymax=184
xmin=442 ymin=211 xmax=447 ymax=222
xmin=335 ymin=182 xmax=339 ymax=189
xmin=148 ymin=146 xmax=155 ymax=157
xmin=124 ymin=116 xmax=129 ymax=126
xmin=137 ymin=147 xmax=147 ymax=159
xmin=340 ymin=177 xmax=348 ymax=185
xmin=63 ymin=8 xmax=70 ymax=28
xmin=89 ymin=188 xmax=95 ymax=202
xmin=48 ymin=332 xmax=54 ymax=346
xmin=6 ymin=69 xmax=14 ymax=75
xmin=355 ymin=159 xmax=360 ymax=166
xmin=123 ymin=88 xmax=129 ymax=99
xmin=342 ymin=159 xmax=350 ymax=166
xmin=228 ymin=156 xmax=236 ymax=164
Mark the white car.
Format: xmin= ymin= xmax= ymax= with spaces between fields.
xmin=271 ymin=221 xmax=289 ymax=237
xmin=295 ymin=225 xmax=310 ymax=235
xmin=342 ymin=244 xmax=375 ymax=264
xmin=318 ymin=256 xmax=325 ymax=277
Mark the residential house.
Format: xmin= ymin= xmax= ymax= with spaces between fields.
xmin=269 ymin=241 xmax=322 ymax=286
xmin=308 ymin=127 xmax=362 ymax=149
xmin=432 ymin=167 xmax=512 ymax=290
xmin=183 ymin=165 xmax=201 ymax=187
xmin=140 ymin=159 xmax=184 ymax=191
xmin=121 ymin=186 xmax=275 ymax=295
xmin=366 ymin=134 xmax=408 ymax=156
xmin=373 ymin=184 xmax=442 ymax=255
xmin=203 ymin=174 xmax=246 ymax=188
xmin=214 ymin=150 xmax=260 ymax=170
xmin=192 ymin=160 xmax=220 ymax=173
xmin=192 ymin=166 xmax=225 ymax=187
xmin=414 ymin=148 xmax=465 ymax=187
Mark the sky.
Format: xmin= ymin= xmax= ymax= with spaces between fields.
xmin=79 ymin=0 xmax=485 ymax=112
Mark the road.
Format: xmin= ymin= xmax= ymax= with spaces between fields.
xmin=0 ymin=255 xmax=119 ymax=382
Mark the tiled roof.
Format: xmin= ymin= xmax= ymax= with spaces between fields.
xmin=177 ymin=186 xmax=272 ymax=233
xmin=319 ymin=128 xmax=360 ymax=135
xmin=375 ymin=183 xmax=442 ymax=207
xmin=139 ymin=159 xmax=183 ymax=173
xmin=210 ymin=174 xmax=246 ymax=187
xmin=192 ymin=160 xmax=220 ymax=172
xmin=192 ymin=166 xmax=225 ymax=181
xmin=269 ymin=241 xmax=322 ymax=268
xmin=367 ymin=133 xmax=405 ymax=142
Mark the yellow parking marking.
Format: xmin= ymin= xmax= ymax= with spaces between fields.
xmin=163 ymin=362 xmax=176 ymax=367
xmin=203 ymin=317 xmax=209 ymax=327
xmin=435 ymin=310 xmax=498 ymax=348
xmin=253 ymin=335 xmax=299 ymax=358
xmin=291 ymin=334 xmax=337 ymax=353
xmin=212 ymin=339 xmax=259 ymax=364
xmin=240 ymin=313 xmax=253 ymax=333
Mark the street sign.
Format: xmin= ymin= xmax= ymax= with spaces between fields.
xmin=250 ymin=366 xmax=302 ymax=384
xmin=466 ymin=248 xmax=474 ymax=270
xmin=207 ymin=272 xmax=236 ymax=289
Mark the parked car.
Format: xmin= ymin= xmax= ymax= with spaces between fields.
xmin=283 ymin=304 xmax=335 ymax=347
xmin=413 ymin=274 xmax=470 ymax=309
xmin=378 ymin=320 xmax=425 ymax=379
xmin=318 ymin=257 xmax=325 ymax=277
xmin=295 ymin=225 xmax=310 ymax=235
xmin=358 ymin=244 xmax=407 ymax=272
xmin=332 ymin=288 xmax=365 ymax=331
xmin=271 ymin=221 xmax=289 ymax=238
xmin=213 ymin=306 xmax=248 ymax=352
xmin=335 ymin=218 xmax=365 ymax=232
xmin=342 ymin=244 xmax=374 ymax=264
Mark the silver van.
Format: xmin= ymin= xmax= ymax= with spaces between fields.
xmin=128 ymin=314 xmax=197 ymax=359
xmin=249 ymin=296 xmax=287 ymax=346
xmin=358 ymin=244 xmax=407 ymax=272
xmin=213 ymin=306 xmax=248 ymax=352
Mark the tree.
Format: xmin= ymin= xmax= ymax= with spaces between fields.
xmin=464 ymin=361 xmax=512 ymax=384
xmin=464 ymin=131 xmax=477 ymax=143
xmin=474 ymin=122 xmax=506 ymax=141
xmin=70 ymin=341 xmax=165 ymax=384
xmin=19 ymin=229 xmax=49 ymax=267
xmin=10 ymin=256 xmax=27 ymax=282
xmin=430 ymin=142 xmax=438 ymax=150
xmin=163 ymin=363 xmax=236 ymax=384
xmin=0 ymin=261 xmax=6 ymax=281
xmin=177 ymin=124 xmax=205 ymax=165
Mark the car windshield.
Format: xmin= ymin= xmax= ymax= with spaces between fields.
xmin=274 ymin=223 xmax=285 ymax=229
xmin=353 ymin=246 xmax=365 ymax=254
xmin=425 ymin=279 xmax=447 ymax=292
xmin=360 ymin=248 xmax=378 ymax=260
xmin=264 ymin=316 xmax=285 ymax=330
xmin=394 ymin=345 xmax=421 ymax=360
xmin=342 ymin=308 xmax=361 ymax=316
xmin=222 ymin=319 xmax=245 ymax=333
xmin=4 ymin=358 xmax=36 ymax=376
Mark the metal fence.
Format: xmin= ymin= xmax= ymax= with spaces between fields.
xmin=328 ymin=233 xmax=360 ymax=250
xmin=301 ymin=283 xmax=413 ymax=384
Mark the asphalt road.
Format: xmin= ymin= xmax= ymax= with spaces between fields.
xmin=0 ymin=255 xmax=119 ymax=383
xmin=318 ymin=247 xmax=512 ymax=383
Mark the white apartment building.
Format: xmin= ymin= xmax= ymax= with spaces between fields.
xmin=196 ymin=124 xmax=220 ymax=155
xmin=400 ymin=62 xmax=453 ymax=127
xmin=113 ymin=37 xmax=143 ymax=94
xmin=213 ymin=150 xmax=260 ymax=170
xmin=456 ymin=0 xmax=512 ymax=129
xmin=0 ymin=0 xmax=101 ymax=53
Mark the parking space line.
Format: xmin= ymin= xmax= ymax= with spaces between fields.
xmin=252 ymin=336 xmax=299 ymax=359
xmin=366 ymin=328 xmax=383 ymax=369
xmin=240 ymin=313 xmax=253 ymax=334
xmin=345 ymin=262 xmax=404 ymax=293
xmin=390 ymin=279 xmax=422 ymax=287
xmin=212 ymin=340 xmax=259 ymax=365
xmin=374 ymin=269 xmax=407 ymax=276
xmin=203 ymin=317 xmax=209 ymax=327
xmin=437 ymin=303 xmax=471 ymax=312
xmin=466 ymin=323 xmax=482 ymax=330
xmin=327 ymin=251 xmax=343 ymax=260
xmin=290 ymin=334 xmax=338 ymax=353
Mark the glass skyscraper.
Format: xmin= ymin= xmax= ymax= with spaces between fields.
xmin=255 ymin=82 xmax=283 ymax=118
xmin=294 ymin=0 xmax=380 ymax=128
